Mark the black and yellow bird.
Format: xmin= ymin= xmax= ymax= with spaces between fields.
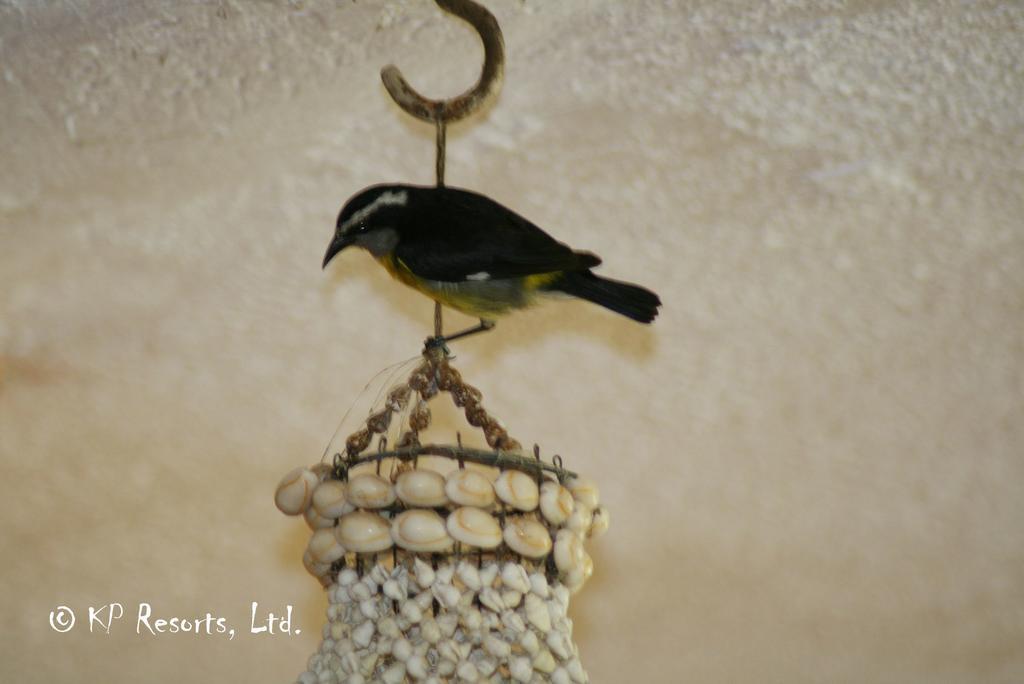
xmin=323 ymin=184 xmax=661 ymax=341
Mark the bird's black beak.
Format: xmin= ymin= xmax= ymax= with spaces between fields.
xmin=322 ymin=233 xmax=354 ymax=269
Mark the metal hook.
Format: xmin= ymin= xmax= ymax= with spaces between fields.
xmin=380 ymin=0 xmax=505 ymax=186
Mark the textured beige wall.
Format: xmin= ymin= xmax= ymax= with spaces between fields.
xmin=2 ymin=1 xmax=1023 ymax=682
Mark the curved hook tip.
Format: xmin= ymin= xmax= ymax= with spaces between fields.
xmin=381 ymin=0 xmax=505 ymax=125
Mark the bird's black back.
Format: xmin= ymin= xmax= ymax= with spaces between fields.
xmin=389 ymin=185 xmax=601 ymax=282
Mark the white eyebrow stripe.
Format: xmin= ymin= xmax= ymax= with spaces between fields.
xmin=341 ymin=190 xmax=408 ymax=232
xmin=466 ymin=271 xmax=490 ymax=281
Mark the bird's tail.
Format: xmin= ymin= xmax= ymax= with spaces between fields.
xmin=550 ymin=271 xmax=661 ymax=323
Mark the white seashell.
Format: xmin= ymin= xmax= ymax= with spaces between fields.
xmin=539 ymin=481 xmax=575 ymax=526
xmin=361 ymin=652 xmax=379 ymax=676
xmin=461 ymin=607 xmax=482 ymax=632
xmin=494 ymin=471 xmax=539 ymax=512
xmin=456 ymin=560 xmax=482 ymax=591
xmin=382 ymin=663 xmax=406 ymax=684
xmin=484 ymin=634 xmax=512 ymax=659
xmin=565 ymin=507 xmax=591 ymax=535
xmin=529 ymin=572 xmax=550 ymax=598
xmin=414 ymin=558 xmax=435 ymax=588
xmin=534 ymin=649 xmax=557 ymax=674
xmin=406 ymin=654 xmax=429 ymax=680
xmin=479 ymin=563 xmax=499 ymax=588
xmin=525 ymin=593 xmax=552 ymax=633
xmin=566 ymin=658 xmax=587 ymax=683
xmin=421 ymin=618 xmax=442 ymax=644
xmin=312 ymin=479 xmax=352 ymax=518
xmin=552 ymin=584 xmax=570 ymax=610
xmin=583 ymin=551 xmax=594 ymax=581
xmin=453 ymin=593 xmax=473 ymax=616
xmin=456 ymin=661 xmax=479 ymax=681
xmin=501 ymin=609 xmax=526 ymax=633
xmin=392 ymin=637 xmax=413 ymax=662
xmin=519 ymin=629 xmax=540 ymax=655
xmin=307 ymin=528 xmax=345 ymax=564
xmin=395 ymin=469 xmax=448 ymax=508
xmin=500 ymin=562 xmax=532 ymax=594
xmin=438 ymin=639 xmax=460 ymax=663
xmin=275 ymin=467 xmax=319 ymax=516
xmin=446 ymin=507 xmax=502 ymax=549
xmin=564 ymin=568 xmax=586 ymax=594
xmin=478 ymin=587 xmax=505 ymax=613
xmin=510 ymin=655 xmax=533 ymax=682
xmin=438 ymin=612 xmax=459 ymax=638
xmin=346 ymin=473 xmax=396 ymax=509
xmin=565 ymin=477 xmax=599 ymax=510
xmin=546 ymin=630 xmax=570 ymax=660
xmin=378 ymin=617 xmax=400 ymax=639
xmin=335 ymin=511 xmax=394 ymax=553
xmin=359 ymin=598 xmax=378 ymax=620
xmin=370 ymin=562 xmax=390 ymax=586
xmin=349 ymin=581 xmax=372 ymax=602
xmin=414 ymin=589 xmax=434 ymax=611
xmin=338 ymin=568 xmax=358 ymax=586
xmin=383 ymin=579 xmax=405 ymax=602
xmin=444 ymin=469 xmax=496 ymax=508
xmin=433 ymin=583 xmax=462 ymax=610
xmin=553 ymin=529 xmax=585 ymax=575
xmin=333 ymin=592 xmax=351 ymax=609
xmin=501 ymin=590 xmax=522 ymax=609
xmin=352 ymin=620 xmax=375 ymax=648
xmin=400 ymin=600 xmax=422 ymax=624
xmin=473 ymin=654 xmax=497 ymax=677
xmin=303 ymin=505 xmax=334 ymax=531
xmin=502 ymin=517 xmax=553 ymax=559
xmin=482 ymin=610 xmax=501 ymax=631
xmin=435 ymin=563 xmax=455 ymax=586
xmin=551 ymin=668 xmax=572 ymax=684
xmin=302 ymin=549 xmax=330 ymax=580
xmin=391 ymin=509 xmax=454 ymax=553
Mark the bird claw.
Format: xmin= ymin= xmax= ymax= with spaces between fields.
xmin=423 ymin=336 xmax=451 ymax=355
xmin=422 ymin=319 xmax=495 ymax=354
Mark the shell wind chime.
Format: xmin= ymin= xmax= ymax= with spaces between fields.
xmin=277 ymin=348 xmax=606 ymax=683
xmin=277 ymin=3 xmax=609 ymax=682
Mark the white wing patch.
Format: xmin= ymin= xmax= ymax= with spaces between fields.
xmin=466 ymin=271 xmax=491 ymax=281
xmin=340 ymin=190 xmax=408 ymax=233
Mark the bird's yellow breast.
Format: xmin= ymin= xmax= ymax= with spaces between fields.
xmin=378 ymin=253 xmax=422 ymax=290
xmin=376 ymin=254 xmax=559 ymax=319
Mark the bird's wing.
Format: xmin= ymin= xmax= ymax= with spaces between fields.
xmin=394 ymin=188 xmax=601 ymax=282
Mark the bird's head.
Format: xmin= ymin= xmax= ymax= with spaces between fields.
xmin=323 ymin=185 xmax=411 ymax=268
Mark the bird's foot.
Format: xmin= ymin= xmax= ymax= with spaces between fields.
xmin=423 ymin=335 xmax=451 ymax=355
xmin=423 ymin=319 xmax=496 ymax=354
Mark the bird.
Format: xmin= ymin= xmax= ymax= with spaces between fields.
xmin=322 ymin=184 xmax=661 ymax=343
